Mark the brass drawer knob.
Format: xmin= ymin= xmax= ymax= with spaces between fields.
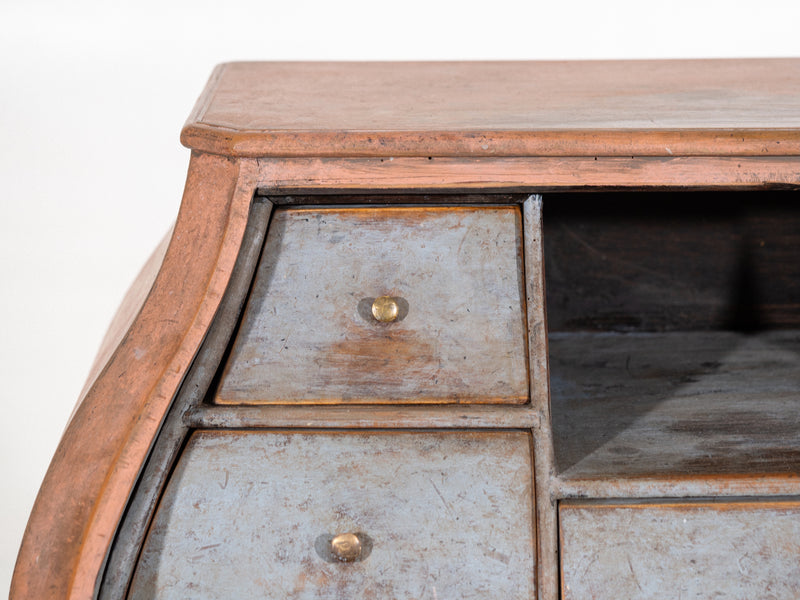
xmin=371 ymin=296 xmax=399 ymax=322
xmin=330 ymin=532 xmax=362 ymax=562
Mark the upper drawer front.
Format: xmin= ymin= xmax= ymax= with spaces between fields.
xmin=560 ymin=499 xmax=800 ymax=600
xmin=214 ymin=205 xmax=528 ymax=404
xmin=128 ymin=430 xmax=536 ymax=599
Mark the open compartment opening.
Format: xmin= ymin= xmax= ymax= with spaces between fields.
xmin=543 ymin=192 xmax=800 ymax=480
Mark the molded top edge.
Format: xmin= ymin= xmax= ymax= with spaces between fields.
xmin=181 ymin=59 xmax=800 ymax=157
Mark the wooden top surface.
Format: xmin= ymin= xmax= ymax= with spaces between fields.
xmin=181 ymin=59 xmax=800 ymax=157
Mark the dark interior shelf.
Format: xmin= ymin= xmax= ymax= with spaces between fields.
xmin=549 ymin=330 xmax=800 ymax=480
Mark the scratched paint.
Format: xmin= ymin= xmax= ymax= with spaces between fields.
xmin=129 ymin=430 xmax=535 ymax=599
xmin=560 ymin=498 xmax=800 ymax=599
xmin=214 ymin=206 xmax=529 ymax=404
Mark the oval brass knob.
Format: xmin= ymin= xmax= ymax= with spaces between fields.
xmin=330 ymin=533 xmax=362 ymax=562
xmin=371 ymin=296 xmax=399 ymax=323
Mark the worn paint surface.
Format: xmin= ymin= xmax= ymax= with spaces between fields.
xmin=17 ymin=59 xmax=800 ymax=600
xmin=521 ymin=197 xmax=560 ymax=600
xmin=216 ymin=206 xmax=529 ymax=404
xmin=550 ymin=330 xmax=800 ymax=479
xmin=560 ymin=498 xmax=800 ymax=600
xmin=128 ymin=430 xmax=535 ymax=599
xmin=185 ymin=403 xmax=540 ymax=430
xmin=99 ymin=201 xmax=274 ymax=600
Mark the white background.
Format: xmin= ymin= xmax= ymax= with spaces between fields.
xmin=1 ymin=0 xmax=799 ymax=595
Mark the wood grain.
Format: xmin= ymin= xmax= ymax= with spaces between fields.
xmin=214 ymin=206 xmax=529 ymax=405
xmin=128 ymin=430 xmax=535 ymax=599
xmin=560 ymin=498 xmax=800 ymax=600
xmin=182 ymin=60 xmax=800 ymax=157
xmin=254 ymin=156 xmax=800 ymax=193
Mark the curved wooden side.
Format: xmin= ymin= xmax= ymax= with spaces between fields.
xmin=74 ymin=224 xmax=174 ymax=419
xmin=11 ymin=152 xmax=260 ymax=599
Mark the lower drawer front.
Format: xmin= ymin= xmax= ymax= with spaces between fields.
xmin=129 ymin=430 xmax=535 ymax=599
xmin=560 ymin=499 xmax=800 ymax=600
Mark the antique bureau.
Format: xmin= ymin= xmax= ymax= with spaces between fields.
xmin=12 ymin=60 xmax=800 ymax=599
